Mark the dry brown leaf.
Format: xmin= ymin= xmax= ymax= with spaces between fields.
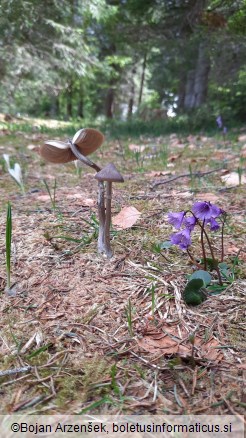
xmin=168 ymin=154 xmax=181 ymax=162
xmin=27 ymin=144 xmax=39 ymax=151
xmin=65 ymin=194 xmax=95 ymax=206
xmin=221 ymin=172 xmax=246 ymax=186
xmin=195 ymin=193 xmax=220 ymax=202
xmin=112 ymin=206 xmax=141 ymax=230
xmin=146 ymin=170 xmax=172 ymax=177
xmin=37 ymin=195 xmax=51 ymax=201
xmin=238 ymin=134 xmax=246 ymax=142
xmin=137 ymin=324 xmax=224 ymax=362
xmin=137 ymin=332 xmax=190 ymax=355
xmin=128 ymin=144 xmax=146 ymax=152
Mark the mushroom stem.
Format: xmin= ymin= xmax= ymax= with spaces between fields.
xmin=104 ymin=181 xmax=113 ymax=258
xmin=68 ymin=141 xmax=101 ymax=172
xmin=97 ymin=181 xmax=106 ymax=253
xmin=68 ymin=140 xmax=106 ymax=254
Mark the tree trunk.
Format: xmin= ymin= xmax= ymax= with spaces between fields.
xmin=105 ymin=87 xmax=114 ymax=118
xmin=49 ymin=96 xmax=59 ymax=117
xmin=66 ymin=81 xmax=73 ymax=118
xmin=138 ymin=52 xmax=147 ymax=108
xmin=127 ymin=67 xmax=136 ymax=119
xmin=177 ymin=71 xmax=187 ymax=111
xmin=77 ymin=82 xmax=84 ymax=118
xmin=180 ymin=42 xmax=210 ymax=111
xmin=193 ymin=43 xmax=210 ymax=107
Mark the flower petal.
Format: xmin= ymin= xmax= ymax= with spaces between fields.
xmin=168 ymin=211 xmax=185 ymax=229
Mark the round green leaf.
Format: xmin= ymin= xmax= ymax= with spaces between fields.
xmin=189 ymin=270 xmax=212 ymax=286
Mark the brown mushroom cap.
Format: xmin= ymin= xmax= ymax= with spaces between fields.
xmin=72 ymin=128 xmax=104 ymax=155
xmin=39 ymin=140 xmax=74 ymax=163
xmin=95 ymin=163 xmax=124 ymax=182
xmin=39 ymin=129 xmax=104 ymax=164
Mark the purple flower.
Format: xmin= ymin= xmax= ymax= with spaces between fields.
xmin=216 ymin=116 xmax=223 ymax=129
xmin=206 ymin=217 xmax=220 ymax=231
xmin=192 ymin=202 xmax=222 ymax=221
xmin=223 ymin=126 xmax=227 ymax=135
xmin=167 ymin=211 xmax=185 ymax=229
xmin=170 ymin=228 xmax=191 ymax=250
xmin=184 ymin=215 xmax=197 ymax=231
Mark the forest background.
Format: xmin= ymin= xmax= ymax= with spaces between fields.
xmin=0 ymin=0 xmax=245 ymax=131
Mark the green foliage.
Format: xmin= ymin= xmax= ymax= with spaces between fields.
xmin=189 ymin=270 xmax=212 ymax=286
xmin=0 ymin=0 xmax=245 ymax=122
xmin=183 ymin=279 xmax=207 ymax=306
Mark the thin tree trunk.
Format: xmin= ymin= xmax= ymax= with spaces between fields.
xmin=183 ymin=42 xmax=210 ymax=110
xmin=177 ymin=71 xmax=187 ymax=112
xmin=138 ymin=52 xmax=147 ymax=108
xmin=105 ymin=86 xmax=114 ymax=118
xmin=49 ymin=96 xmax=59 ymax=117
xmin=127 ymin=67 xmax=136 ymax=119
xmin=77 ymin=83 xmax=84 ymax=118
xmin=66 ymin=81 xmax=73 ymax=118
xmin=193 ymin=43 xmax=210 ymax=107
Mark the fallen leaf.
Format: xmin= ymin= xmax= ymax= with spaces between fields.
xmin=112 ymin=206 xmax=141 ymax=230
xmin=238 ymin=134 xmax=246 ymax=142
xmin=138 ymin=333 xmax=189 ymax=355
xmin=65 ymin=194 xmax=95 ymax=206
xmin=146 ymin=170 xmax=172 ymax=177
xmin=137 ymin=323 xmax=224 ymax=361
xmin=37 ymin=195 xmax=51 ymax=201
xmin=177 ymin=191 xmax=193 ymax=198
xmin=27 ymin=144 xmax=38 ymax=150
xmin=195 ymin=193 xmax=220 ymax=202
xmin=221 ymin=172 xmax=246 ymax=186
xmin=168 ymin=154 xmax=181 ymax=162
xmin=128 ymin=144 xmax=146 ymax=152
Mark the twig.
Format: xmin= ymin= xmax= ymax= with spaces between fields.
xmin=0 ymin=366 xmax=32 ymax=377
xmin=151 ymin=167 xmax=224 ymax=188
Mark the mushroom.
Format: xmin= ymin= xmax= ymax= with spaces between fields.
xmin=95 ymin=163 xmax=124 ymax=258
xmin=39 ymin=128 xmax=104 ymax=165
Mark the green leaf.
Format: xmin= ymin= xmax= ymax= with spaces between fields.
xmin=189 ymin=270 xmax=212 ymax=286
xmin=26 ymin=344 xmax=52 ymax=359
xmin=159 ymin=240 xmax=173 ymax=249
xmin=183 ymin=279 xmax=207 ymax=306
xmin=202 ymin=258 xmax=219 ymax=271
xmin=207 ymin=284 xmax=227 ymax=295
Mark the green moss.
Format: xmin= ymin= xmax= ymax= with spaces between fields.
xmin=55 ymin=357 xmax=112 ymax=408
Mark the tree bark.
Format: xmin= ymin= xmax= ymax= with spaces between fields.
xmin=127 ymin=67 xmax=136 ymax=119
xmin=66 ymin=81 xmax=73 ymax=118
xmin=138 ymin=52 xmax=147 ymax=108
xmin=105 ymin=86 xmax=114 ymax=118
xmin=179 ymin=42 xmax=210 ymax=111
xmin=77 ymin=83 xmax=84 ymax=118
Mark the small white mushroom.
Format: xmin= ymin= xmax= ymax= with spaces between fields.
xmin=95 ymin=163 xmax=124 ymax=258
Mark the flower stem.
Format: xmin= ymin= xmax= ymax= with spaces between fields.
xmin=200 ymin=223 xmax=223 ymax=285
xmin=186 ymin=249 xmax=201 ymax=269
xmin=201 ymin=220 xmax=207 ymax=270
xmin=220 ymin=214 xmax=226 ymax=262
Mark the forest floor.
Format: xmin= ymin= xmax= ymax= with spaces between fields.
xmin=0 ymin=116 xmax=245 ymax=418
